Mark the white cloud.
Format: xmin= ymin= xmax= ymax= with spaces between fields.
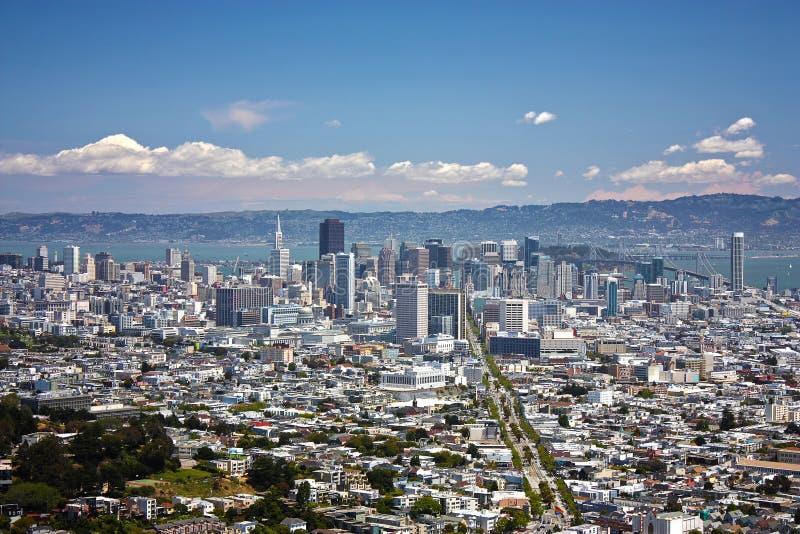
xmin=752 ymin=172 xmax=797 ymax=186
xmin=324 ymin=119 xmax=341 ymax=128
xmin=0 ymin=134 xmax=376 ymax=180
xmin=554 ymin=170 xmax=565 ymax=177
xmin=520 ymin=110 xmax=557 ymax=125
xmin=422 ymin=190 xmax=439 ymax=197
xmin=611 ymin=159 xmax=737 ymax=184
xmin=694 ymin=135 xmax=764 ymax=158
xmin=582 ymin=165 xmax=600 ymax=179
xmin=385 ymin=160 xmax=528 ymax=184
xmin=202 ymin=100 xmax=288 ymax=131
xmin=663 ymin=144 xmax=685 ymax=155
xmin=725 ymin=117 xmax=756 ymax=135
xmin=534 ymin=111 xmax=557 ymax=125
xmin=501 ymin=179 xmax=528 ymax=187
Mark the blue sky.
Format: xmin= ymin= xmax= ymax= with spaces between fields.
xmin=1 ymin=1 xmax=798 ymax=212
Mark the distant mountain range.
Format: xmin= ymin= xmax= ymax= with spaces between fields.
xmin=1 ymin=194 xmax=798 ymax=247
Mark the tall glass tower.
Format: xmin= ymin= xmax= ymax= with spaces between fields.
xmin=730 ymin=232 xmax=744 ymax=293
xmin=605 ymin=277 xmax=618 ymax=317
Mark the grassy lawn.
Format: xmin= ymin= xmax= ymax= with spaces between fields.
xmin=129 ymin=468 xmax=257 ymax=500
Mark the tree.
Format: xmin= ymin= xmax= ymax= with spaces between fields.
xmin=719 ymin=408 xmax=737 ymax=431
xmin=467 ymin=443 xmax=480 ymax=459
xmin=296 ymin=481 xmax=311 ymax=506
xmin=694 ymin=436 xmax=706 ymax=446
xmin=367 ymin=468 xmax=396 ymax=494
xmin=194 ymin=446 xmax=217 ymax=461
xmin=4 ymin=482 xmax=61 ymax=512
xmin=411 ymin=495 xmax=442 ymax=517
xmin=636 ymin=388 xmax=655 ymax=399
xmin=694 ymin=418 xmax=710 ymax=431
xmin=558 ymin=414 xmax=570 ymax=428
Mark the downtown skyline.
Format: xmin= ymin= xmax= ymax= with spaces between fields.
xmin=1 ymin=1 xmax=799 ymax=212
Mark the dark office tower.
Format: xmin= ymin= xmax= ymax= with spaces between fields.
xmin=436 ymin=245 xmax=453 ymax=271
xmin=428 ymin=288 xmax=466 ymax=339
xmin=424 ymin=238 xmax=443 ymax=268
xmin=0 ymin=253 xmax=23 ymax=269
xmin=319 ymin=218 xmax=345 ymax=259
xmin=651 ymin=257 xmax=664 ymax=283
xmin=95 ymin=252 xmax=117 ymax=282
xmin=378 ymin=247 xmax=397 ymax=286
xmin=523 ymin=236 xmax=540 ymax=268
xmin=180 ymin=251 xmax=195 ymax=282
xmin=215 ymin=286 xmax=274 ymax=327
xmin=731 ymin=232 xmax=744 ymax=293
xmin=407 ymin=248 xmax=429 ymax=280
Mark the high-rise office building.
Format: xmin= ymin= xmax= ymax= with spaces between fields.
xmin=499 ymin=298 xmax=529 ymax=333
xmin=395 ymin=278 xmax=428 ymax=341
xmin=428 ymin=288 xmax=465 ymax=339
xmin=407 ymin=248 xmax=429 ymax=280
xmin=378 ymin=247 xmax=397 ymax=287
xmin=201 ymin=264 xmax=217 ymax=285
xmin=555 ymin=261 xmax=576 ymax=297
xmin=766 ymin=276 xmax=778 ymax=294
xmin=424 ymin=239 xmax=443 ymax=268
xmin=215 ymin=286 xmax=274 ymax=327
xmin=731 ymin=232 xmax=744 ymax=293
xmin=180 ymin=251 xmax=195 ymax=282
xmin=319 ymin=218 xmax=345 ymax=259
xmin=606 ymin=277 xmax=619 ymax=317
xmin=500 ymin=240 xmax=519 ymax=263
xmin=81 ymin=253 xmax=95 ymax=280
xmin=36 ymin=245 xmax=48 ymax=259
xmin=350 ymin=242 xmax=372 ymax=260
xmin=425 ymin=268 xmax=440 ymax=288
xmin=166 ymin=248 xmax=181 ymax=268
xmin=62 ymin=245 xmax=80 ymax=275
xmin=95 ymin=252 xmax=118 ymax=282
xmin=523 ymin=236 xmax=540 ymax=268
xmin=333 ymin=252 xmax=355 ymax=314
xmin=535 ymin=256 xmax=555 ymax=298
xmin=584 ymin=271 xmax=599 ymax=300
xmin=270 ymin=248 xmax=290 ymax=278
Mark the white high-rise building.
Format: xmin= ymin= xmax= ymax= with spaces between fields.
xmin=62 ymin=245 xmax=80 ymax=275
xmin=166 ymin=248 xmax=181 ymax=268
xmin=333 ymin=252 xmax=355 ymax=314
xmin=395 ymin=277 xmax=428 ymax=341
xmin=731 ymin=232 xmax=744 ymax=293
xmin=270 ymin=248 xmax=290 ymax=278
xmin=81 ymin=253 xmax=95 ymax=280
xmin=500 ymin=240 xmax=519 ymax=263
xmin=425 ymin=268 xmax=440 ymax=288
xmin=499 ymin=298 xmax=528 ymax=333
xmin=274 ymin=214 xmax=284 ymax=249
xmin=201 ymin=264 xmax=217 ymax=285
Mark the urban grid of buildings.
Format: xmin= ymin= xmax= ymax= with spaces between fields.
xmin=0 ymin=218 xmax=799 ymax=534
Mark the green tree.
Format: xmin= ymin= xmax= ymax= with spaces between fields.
xmin=411 ymin=495 xmax=442 ymax=517
xmin=296 ymin=480 xmax=311 ymax=506
xmin=558 ymin=414 xmax=570 ymax=428
xmin=4 ymin=482 xmax=62 ymax=512
xmin=367 ymin=468 xmax=396 ymax=494
xmin=719 ymin=408 xmax=737 ymax=431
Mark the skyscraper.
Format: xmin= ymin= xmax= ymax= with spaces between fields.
xmin=319 ymin=218 xmax=345 ymax=259
xmin=166 ymin=248 xmax=181 ymax=268
xmin=523 ymin=236 xmax=540 ymax=268
xmin=270 ymin=248 xmax=290 ymax=278
xmin=63 ymin=245 xmax=80 ymax=275
xmin=395 ymin=277 xmax=428 ymax=341
xmin=499 ymin=298 xmax=528 ymax=333
xmin=406 ymin=248 xmax=429 ymax=280
xmin=378 ymin=247 xmax=397 ymax=286
xmin=215 ymin=286 xmax=274 ymax=327
xmin=584 ymin=271 xmax=599 ymax=300
xmin=731 ymin=232 xmax=744 ymax=293
xmin=274 ymin=214 xmax=283 ymax=249
xmin=180 ymin=251 xmax=195 ymax=282
xmin=500 ymin=240 xmax=519 ymax=263
xmin=81 ymin=253 xmax=95 ymax=280
xmin=333 ymin=252 xmax=355 ymax=314
xmin=606 ymin=277 xmax=618 ymax=317
xmin=428 ymin=288 xmax=465 ymax=339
